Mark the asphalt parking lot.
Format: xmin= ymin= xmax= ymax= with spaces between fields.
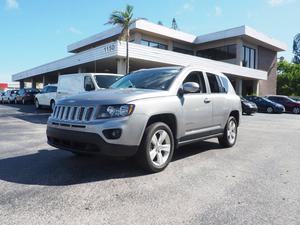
xmin=0 ymin=104 xmax=300 ymax=225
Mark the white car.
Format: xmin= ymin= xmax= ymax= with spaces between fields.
xmin=35 ymin=84 xmax=57 ymax=110
xmin=1 ymin=90 xmax=19 ymax=104
xmin=56 ymin=73 xmax=123 ymax=101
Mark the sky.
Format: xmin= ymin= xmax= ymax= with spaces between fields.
xmin=0 ymin=0 xmax=299 ymax=82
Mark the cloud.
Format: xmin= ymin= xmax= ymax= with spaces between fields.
xmin=267 ymin=0 xmax=295 ymax=7
xmin=5 ymin=0 xmax=19 ymax=10
xmin=68 ymin=26 xmax=82 ymax=35
xmin=215 ymin=6 xmax=222 ymax=16
xmin=176 ymin=0 xmax=195 ymax=15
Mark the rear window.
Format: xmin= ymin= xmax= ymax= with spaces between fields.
xmin=207 ymin=73 xmax=224 ymax=93
xmin=94 ymin=75 xmax=121 ymax=88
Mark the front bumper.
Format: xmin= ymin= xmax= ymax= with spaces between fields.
xmin=47 ymin=127 xmax=138 ymax=157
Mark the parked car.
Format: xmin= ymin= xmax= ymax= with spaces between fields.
xmin=241 ymin=96 xmax=257 ymax=115
xmin=56 ymin=73 xmax=123 ymax=101
xmin=35 ymin=84 xmax=57 ymax=110
xmin=0 ymin=89 xmax=19 ymax=104
xmin=265 ymin=95 xmax=300 ymax=114
xmin=15 ymin=88 xmax=40 ymax=104
xmin=290 ymin=96 xmax=300 ymax=102
xmin=245 ymin=96 xmax=285 ymax=113
xmin=47 ymin=66 xmax=242 ymax=172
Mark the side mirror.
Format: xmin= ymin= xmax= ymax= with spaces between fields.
xmin=183 ymin=82 xmax=200 ymax=93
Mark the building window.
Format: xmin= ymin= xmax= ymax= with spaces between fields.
xmin=141 ymin=39 xmax=168 ymax=50
xmin=173 ymin=47 xmax=194 ymax=55
xmin=243 ymin=46 xmax=256 ymax=69
xmin=196 ymin=45 xmax=237 ymax=61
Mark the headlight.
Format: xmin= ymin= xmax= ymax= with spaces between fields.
xmin=95 ymin=104 xmax=135 ymax=119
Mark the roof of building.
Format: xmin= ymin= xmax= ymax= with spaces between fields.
xmin=67 ymin=19 xmax=287 ymax=53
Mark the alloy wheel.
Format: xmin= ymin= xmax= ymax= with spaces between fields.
xmin=292 ymin=107 xmax=300 ymax=114
xmin=227 ymin=120 xmax=237 ymax=145
xmin=267 ymin=107 xmax=273 ymax=113
xmin=149 ymin=130 xmax=171 ymax=167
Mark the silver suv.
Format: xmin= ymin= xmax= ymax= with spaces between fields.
xmin=47 ymin=66 xmax=241 ymax=172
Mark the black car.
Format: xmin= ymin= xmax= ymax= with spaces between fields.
xmin=15 ymin=88 xmax=40 ymax=104
xmin=241 ymin=97 xmax=257 ymax=115
xmin=245 ymin=96 xmax=285 ymax=113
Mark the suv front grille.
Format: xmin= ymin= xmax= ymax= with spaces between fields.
xmin=52 ymin=105 xmax=95 ymax=122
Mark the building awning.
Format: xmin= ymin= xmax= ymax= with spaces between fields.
xmin=12 ymin=41 xmax=267 ymax=81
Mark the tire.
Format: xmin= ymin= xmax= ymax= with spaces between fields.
xmin=135 ymin=122 xmax=175 ymax=173
xmin=35 ymin=99 xmax=40 ymax=109
xmin=50 ymin=100 xmax=55 ymax=112
xmin=218 ymin=116 xmax=238 ymax=148
xmin=246 ymin=112 xmax=251 ymax=115
xmin=292 ymin=107 xmax=300 ymax=114
xmin=266 ymin=107 xmax=273 ymax=113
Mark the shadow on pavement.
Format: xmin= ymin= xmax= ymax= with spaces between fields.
xmin=0 ymin=104 xmax=51 ymax=124
xmin=0 ymin=141 xmax=221 ymax=186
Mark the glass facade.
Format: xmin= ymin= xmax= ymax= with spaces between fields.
xmin=173 ymin=47 xmax=194 ymax=55
xmin=243 ymin=46 xmax=256 ymax=69
xmin=196 ymin=45 xmax=237 ymax=61
xmin=141 ymin=39 xmax=168 ymax=50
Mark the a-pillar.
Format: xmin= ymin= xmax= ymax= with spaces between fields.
xmin=31 ymin=77 xmax=36 ymax=89
xmin=19 ymin=80 xmax=24 ymax=89
xmin=117 ymin=58 xmax=127 ymax=75
xmin=235 ymin=78 xmax=243 ymax=96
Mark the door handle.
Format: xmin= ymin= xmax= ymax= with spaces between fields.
xmin=204 ymin=98 xmax=211 ymax=103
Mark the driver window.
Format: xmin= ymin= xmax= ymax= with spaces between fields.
xmin=84 ymin=76 xmax=95 ymax=91
xmin=182 ymin=72 xmax=206 ymax=93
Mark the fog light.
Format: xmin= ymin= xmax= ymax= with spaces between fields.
xmin=103 ymin=129 xmax=122 ymax=139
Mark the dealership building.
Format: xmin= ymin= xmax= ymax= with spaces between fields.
xmin=12 ymin=20 xmax=287 ymax=96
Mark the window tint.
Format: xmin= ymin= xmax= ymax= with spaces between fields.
xmin=182 ymin=71 xmax=206 ymax=93
xmin=207 ymin=73 xmax=222 ymax=93
xmin=94 ymin=75 xmax=121 ymax=88
xmin=84 ymin=76 xmax=95 ymax=91
xmin=220 ymin=77 xmax=229 ymax=93
xmin=196 ymin=45 xmax=237 ymax=60
xmin=48 ymin=86 xmax=57 ymax=92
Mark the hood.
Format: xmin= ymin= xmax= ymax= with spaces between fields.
xmin=57 ymin=88 xmax=170 ymax=106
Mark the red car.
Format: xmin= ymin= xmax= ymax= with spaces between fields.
xmin=265 ymin=95 xmax=300 ymax=114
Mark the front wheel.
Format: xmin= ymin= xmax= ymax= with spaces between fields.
xmin=218 ymin=116 xmax=238 ymax=148
xmin=266 ymin=107 xmax=273 ymax=113
xmin=136 ymin=122 xmax=175 ymax=173
xmin=292 ymin=107 xmax=300 ymax=114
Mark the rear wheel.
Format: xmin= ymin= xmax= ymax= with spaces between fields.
xmin=292 ymin=107 xmax=300 ymax=114
xmin=35 ymin=99 xmax=40 ymax=109
xmin=266 ymin=107 xmax=273 ymax=113
xmin=50 ymin=100 xmax=55 ymax=112
xmin=136 ymin=122 xmax=174 ymax=173
xmin=218 ymin=116 xmax=238 ymax=148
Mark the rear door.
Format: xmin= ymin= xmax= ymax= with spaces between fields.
xmin=39 ymin=87 xmax=48 ymax=105
xmin=206 ymin=73 xmax=229 ymax=129
xmin=181 ymin=71 xmax=213 ymax=138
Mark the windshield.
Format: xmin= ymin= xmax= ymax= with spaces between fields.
xmin=94 ymin=75 xmax=122 ymax=88
xmin=110 ymin=68 xmax=181 ymax=91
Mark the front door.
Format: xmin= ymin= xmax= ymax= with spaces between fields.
xmin=181 ymin=71 xmax=213 ymax=138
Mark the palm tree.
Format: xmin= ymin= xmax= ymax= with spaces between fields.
xmin=106 ymin=5 xmax=138 ymax=74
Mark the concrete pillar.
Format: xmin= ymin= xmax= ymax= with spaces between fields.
xmin=31 ymin=78 xmax=36 ymax=89
xmin=168 ymin=40 xmax=173 ymax=51
xmin=235 ymin=78 xmax=243 ymax=96
xmin=253 ymin=80 xmax=259 ymax=96
xmin=117 ymin=58 xmax=127 ymax=75
xmin=20 ymin=80 xmax=24 ymax=89
xmin=78 ymin=67 xmax=83 ymax=73
xmin=42 ymin=75 xmax=46 ymax=87
xmin=134 ymin=33 xmax=142 ymax=44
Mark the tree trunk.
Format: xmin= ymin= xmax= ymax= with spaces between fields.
xmin=126 ymin=29 xmax=130 ymax=74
